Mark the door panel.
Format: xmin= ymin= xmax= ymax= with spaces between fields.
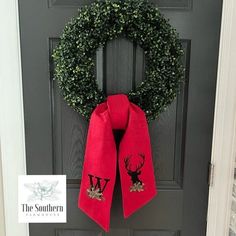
xmin=19 ymin=0 xmax=222 ymax=235
xmin=134 ymin=231 xmax=180 ymax=236
xmin=56 ymin=230 xmax=102 ymax=236
xmin=48 ymin=0 xmax=192 ymax=10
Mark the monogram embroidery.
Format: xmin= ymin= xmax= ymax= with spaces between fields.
xmin=124 ymin=154 xmax=145 ymax=192
xmin=87 ymin=174 xmax=110 ymax=201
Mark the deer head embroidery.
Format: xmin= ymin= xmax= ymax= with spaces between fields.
xmin=124 ymin=154 xmax=145 ymax=192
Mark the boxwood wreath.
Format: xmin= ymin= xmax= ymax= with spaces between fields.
xmin=53 ymin=0 xmax=184 ymax=121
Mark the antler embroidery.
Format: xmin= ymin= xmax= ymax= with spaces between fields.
xmin=124 ymin=154 xmax=145 ymax=192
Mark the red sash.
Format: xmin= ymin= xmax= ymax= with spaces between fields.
xmin=78 ymin=94 xmax=157 ymax=231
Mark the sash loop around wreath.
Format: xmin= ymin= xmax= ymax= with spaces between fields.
xmin=78 ymin=94 xmax=157 ymax=232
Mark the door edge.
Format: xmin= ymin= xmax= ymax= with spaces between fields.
xmin=206 ymin=0 xmax=236 ymax=235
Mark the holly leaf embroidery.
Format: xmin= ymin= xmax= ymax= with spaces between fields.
xmin=130 ymin=182 xmax=145 ymax=192
xmin=87 ymin=187 xmax=104 ymax=201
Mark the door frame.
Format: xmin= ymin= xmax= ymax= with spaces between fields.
xmin=0 ymin=0 xmax=28 ymax=236
xmin=206 ymin=0 xmax=236 ymax=235
xmin=0 ymin=0 xmax=235 ymax=236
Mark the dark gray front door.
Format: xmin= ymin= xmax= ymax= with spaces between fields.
xmin=19 ymin=1 xmax=222 ymax=236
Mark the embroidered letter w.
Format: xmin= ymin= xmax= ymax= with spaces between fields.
xmin=88 ymin=174 xmax=110 ymax=193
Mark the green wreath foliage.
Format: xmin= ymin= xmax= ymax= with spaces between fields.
xmin=53 ymin=0 xmax=184 ymax=121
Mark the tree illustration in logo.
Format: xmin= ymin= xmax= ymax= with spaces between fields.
xmin=24 ymin=180 xmax=61 ymax=201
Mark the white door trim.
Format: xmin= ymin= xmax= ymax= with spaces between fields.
xmin=0 ymin=0 xmax=235 ymax=236
xmin=0 ymin=0 xmax=29 ymax=236
xmin=206 ymin=0 xmax=236 ymax=235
